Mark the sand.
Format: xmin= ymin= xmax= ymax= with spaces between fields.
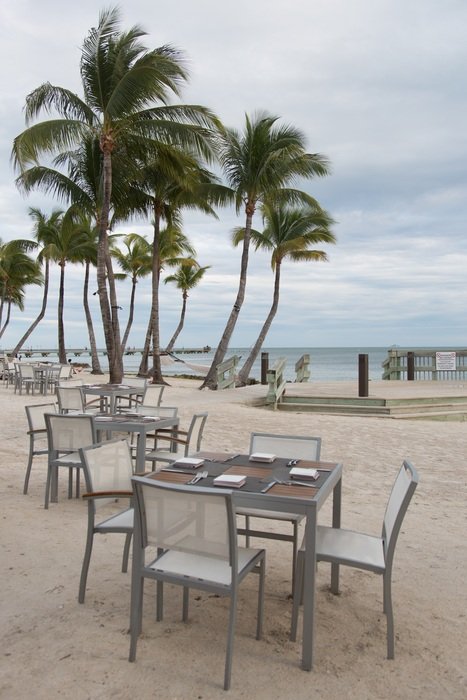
xmin=1 ymin=377 xmax=466 ymax=699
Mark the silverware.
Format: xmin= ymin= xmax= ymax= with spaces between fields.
xmin=287 ymin=459 xmax=300 ymax=467
xmin=274 ymin=479 xmax=318 ymax=488
xmin=187 ymin=470 xmax=208 ymax=485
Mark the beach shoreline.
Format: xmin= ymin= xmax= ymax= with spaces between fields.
xmin=1 ymin=377 xmax=466 ymax=698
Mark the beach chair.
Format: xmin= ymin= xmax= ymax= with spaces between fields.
xmin=23 ymin=402 xmax=57 ymax=494
xmin=128 ymin=477 xmax=265 ymax=690
xmin=290 ymin=460 xmax=419 ymax=658
xmin=44 ymin=412 xmax=97 ymax=508
xmin=237 ymin=433 xmax=322 ymax=595
xmin=78 ymin=439 xmax=134 ymax=603
xmin=144 ymin=412 xmax=208 ymax=468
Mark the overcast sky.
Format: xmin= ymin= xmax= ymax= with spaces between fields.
xmin=0 ymin=0 xmax=466 ymax=351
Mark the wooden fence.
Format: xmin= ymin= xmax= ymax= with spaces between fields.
xmin=382 ymin=348 xmax=467 ymax=380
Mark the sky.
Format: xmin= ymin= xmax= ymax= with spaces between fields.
xmin=0 ymin=0 xmax=466 ymax=352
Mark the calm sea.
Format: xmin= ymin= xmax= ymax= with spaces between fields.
xmin=24 ymin=346 xmax=450 ymax=382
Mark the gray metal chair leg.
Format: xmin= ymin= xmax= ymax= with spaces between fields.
xmin=23 ymin=439 xmax=34 ymax=494
xmin=224 ymin=590 xmax=238 ymax=691
xmin=290 ymin=550 xmax=304 ymax=641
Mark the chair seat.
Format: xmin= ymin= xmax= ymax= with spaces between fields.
xmin=51 ymin=451 xmax=82 ymax=467
xmin=148 ymin=547 xmax=263 ymax=587
xmin=236 ymin=506 xmax=303 ymax=523
xmin=145 ymin=448 xmax=184 ymax=462
xmin=315 ymin=525 xmax=385 ymax=572
xmin=96 ymin=507 xmax=134 ymax=533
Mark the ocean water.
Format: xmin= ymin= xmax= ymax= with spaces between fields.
xmin=25 ymin=346 xmax=395 ymax=381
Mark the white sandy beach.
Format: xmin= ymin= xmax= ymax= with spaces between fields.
xmin=1 ymin=377 xmax=466 ymax=699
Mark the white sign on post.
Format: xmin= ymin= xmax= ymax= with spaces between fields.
xmin=435 ymin=352 xmax=456 ymax=371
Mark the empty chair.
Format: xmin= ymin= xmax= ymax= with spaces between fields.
xmin=23 ymin=402 xmax=57 ymax=494
xmin=144 ymin=412 xmax=208 ymax=468
xmin=15 ymin=363 xmax=36 ymax=395
xmin=237 ymin=432 xmax=322 ymax=594
xmin=115 ymin=376 xmax=148 ymax=412
xmin=44 ymin=413 xmax=97 ymax=508
xmin=290 ymin=460 xmax=419 ymax=658
xmin=140 ymin=383 xmax=165 ymax=407
xmin=128 ymin=477 xmax=266 ymax=690
xmin=56 ymin=386 xmax=86 ymax=413
xmin=45 ymin=364 xmax=63 ymax=394
xmin=78 ymin=439 xmax=134 ymax=603
xmin=134 ymin=404 xmax=178 ymax=452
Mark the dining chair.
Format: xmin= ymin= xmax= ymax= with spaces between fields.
xmin=128 ymin=477 xmax=266 ymax=690
xmin=15 ymin=363 xmax=36 ymax=395
xmin=44 ymin=412 xmax=97 ymax=508
xmin=290 ymin=460 xmax=419 ymax=658
xmin=23 ymin=402 xmax=57 ymax=494
xmin=115 ymin=376 xmax=148 ymax=412
xmin=236 ymin=432 xmax=322 ymax=595
xmin=134 ymin=404 xmax=178 ymax=452
xmin=78 ymin=439 xmax=134 ymax=603
xmin=144 ymin=412 xmax=208 ymax=468
xmin=139 ymin=383 xmax=165 ymax=407
xmin=56 ymin=385 xmax=86 ymax=413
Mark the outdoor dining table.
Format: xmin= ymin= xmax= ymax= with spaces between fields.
xmin=94 ymin=412 xmax=179 ymax=473
xmin=147 ymin=451 xmax=342 ymax=671
xmin=81 ymin=383 xmax=136 ymax=415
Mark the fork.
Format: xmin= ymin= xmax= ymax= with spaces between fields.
xmin=187 ymin=470 xmax=208 ymax=485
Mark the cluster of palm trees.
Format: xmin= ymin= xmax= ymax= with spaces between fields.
xmin=4 ymin=6 xmax=336 ymax=388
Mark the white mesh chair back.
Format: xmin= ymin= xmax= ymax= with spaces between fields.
xmin=19 ymin=363 xmax=35 ymax=379
xmin=142 ymin=384 xmax=165 ymax=406
xmin=58 ymin=364 xmax=73 ymax=380
xmin=135 ymin=480 xmax=232 ymax=562
xmin=136 ymin=405 xmax=178 ymax=419
xmin=185 ymin=413 xmax=208 ymax=454
xmin=45 ymin=413 xmax=96 ymax=453
xmin=58 ymin=378 xmax=84 ymax=387
xmin=26 ymin=402 xmax=57 ymax=432
xmin=81 ymin=439 xmax=134 ymax=510
xmin=382 ymin=460 xmax=419 ymax=564
xmin=123 ymin=376 xmax=148 ymax=390
xmin=56 ymin=386 xmax=85 ymax=413
xmin=249 ymin=433 xmax=321 ymax=460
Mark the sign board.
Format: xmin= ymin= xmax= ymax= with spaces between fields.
xmin=435 ymin=351 xmax=456 ymax=371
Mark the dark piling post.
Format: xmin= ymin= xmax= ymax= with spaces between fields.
xmin=358 ymin=353 xmax=369 ymax=397
xmin=261 ymin=352 xmax=269 ymax=385
xmin=407 ymin=351 xmax=415 ymax=381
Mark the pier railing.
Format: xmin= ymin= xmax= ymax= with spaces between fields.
xmin=382 ymin=349 xmax=467 ymax=380
xmin=295 ymin=353 xmax=310 ymax=382
xmin=266 ymin=357 xmax=287 ymax=408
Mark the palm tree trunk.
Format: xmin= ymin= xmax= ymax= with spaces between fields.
xmin=237 ymin=263 xmax=281 ymax=385
xmin=0 ymin=300 xmax=12 ymax=339
xmin=138 ymin=324 xmax=152 ymax=376
xmin=97 ymin=145 xmax=123 ymax=382
xmin=165 ymin=291 xmax=187 ymax=353
xmin=121 ymin=278 xmax=137 ymax=353
xmin=149 ymin=213 xmax=166 ymax=384
xmin=83 ymin=261 xmax=103 ymax=374
xmin=57 ymin=262 xmax=66 ymax=364
xmin=200 ymin=206 xmax=254 ymax=389
xmin=11 ymin=259 xmax=50 ymax=356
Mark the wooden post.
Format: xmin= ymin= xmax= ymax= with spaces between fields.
xmin=407 ymin=351 xmax=415 ymax=381
xmin=358 ymin=354 xmax=369 ymax=397
xmin=261 ymin=352 xmax=269 ymax=385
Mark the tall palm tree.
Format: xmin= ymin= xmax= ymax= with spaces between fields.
xmin=111 ymin=233 xmax=152 ymax=352
xmin=200 ymin=112 xmax=331 ymax=389
xmin=12 ymin=6 xmax=219 ymax=382
xmin=0 ymin=239 xmax=42 ymax=339
xmin=164 ymin=260 xmax=211 ymax=353
xmin=234 ymin=202 xmax=336 ymax=385
xmin=138 ymin=224 xmax=197 ymax=382
xmin=10 ymin=208 xmax=62 ymax=357
xmin=128 ymin=148 xmax=225 ymax=383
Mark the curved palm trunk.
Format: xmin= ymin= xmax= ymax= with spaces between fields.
xmin=11 ymin=259 xmax=50 ymax=356
xmin=57 ymin=262 xmax=66 ymax=364
xmin=237 ymin=262 xmax=281 ymax=386
xmin=121 ymin=277 xmax=137 ymax=353
xmin=0 ymin=300 xmax=12 ymax=339
xmin=97 ymin=146 xmax=123 ymax=382
xmin=138 ymin=323 xmax=152 ymax=376
xmin=200 ymin=206 xmax=254 ymax=389
xmin=83 ymin=261 xmax=103 ymax=374
xmin=165 ymin=291 xmax=187 ymax=353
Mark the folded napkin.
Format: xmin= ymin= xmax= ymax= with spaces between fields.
xmin=249 ymin=452 xmax=276 ymax=463
xmin=213 ymin=474 xmax=246 ymax=488
xmin=289 ymin=467 xmax=319 ymax=481
xmin=173 ymin=457 xmax=204 ymax=469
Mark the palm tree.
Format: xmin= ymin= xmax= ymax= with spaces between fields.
xmin=0 ymin=239 xmax=42 ymax=339
xmin=10 ymin=208 xmax=62 ymax=357
xmin=126 ymin=147 xmax=226 ymax=383
xmin=199 ymin=112 xmax=330 ymax=389
xmin=111 ymin=233 xmax=152 ymax=352
xmin=234 ymin=202 xmax=336 ymax=385
xmin=164 ymin=260 xmax=211 ymax=353
xmin=12 ymin=6 xmax=219 ymax=382
xmin=137 ymin=223 xmax=197 ymax=382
